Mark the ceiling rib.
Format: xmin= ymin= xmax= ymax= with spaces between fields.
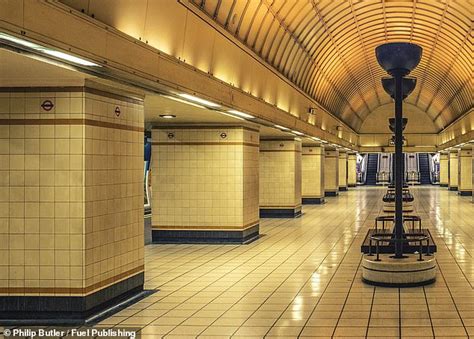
xmin=190 ymin=0 xmax=472 ymax=133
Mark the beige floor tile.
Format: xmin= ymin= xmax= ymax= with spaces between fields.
xmin=167 ymin=325 xmax=207 ymax=336
xmin=367 ymin=326 xmax=399 ymax=337
xmin=299 ymin=326 xmax=335 ymax=337
xmin=242 ymin=317 xmax=276 ymax=326
xmin=233 ymin=326 xmax=271 ymax=336
xmin=181 ymin=317 xmax=217 ymax=326
xmin=401 ymin=326 xmax=434 ymax=337
xmin=337 ymin=318 xmax=369 ymax=327
xmin=150 ymin=317 xmax=187 ymax=326
xmin=119 ymin=316 xmax=156 ymax=326
xmin=333 ymin=326 xmax=367 ymax=336
xmin=433 ymin=326 xmax=468 ymax=336
xmin=140 ymin=325 xmax=175 ymax=335
xmin=266 ymin=326 xmax=303 ymax=336
xmin=368 ymin=318 xmax=398 ymax=327
xmin=200 ymin=325 xmax=238 ymax=336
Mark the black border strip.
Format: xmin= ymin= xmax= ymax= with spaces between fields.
xmin=362 ymin=278 xmax=436 ymax=288
xmin=362 ymin=265 xmax=436 ymax=273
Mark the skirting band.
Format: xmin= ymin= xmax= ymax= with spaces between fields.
xmin=152 ymin=224 xmax=260 ymax=244
xmin=0 ymin=272 xmax=144 ymax=324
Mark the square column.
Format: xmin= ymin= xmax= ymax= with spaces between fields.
xmin=0 ymin=87 xmax=144 ymax=322
xmin=458 ymin=148 xmax=472 ymax=196
xmin=151 ymin=126 xmax=260 ymax=244
xmin=302 ymin=145 xmax=325 ymax=204
xmin=439 ymin=152 xmax=449 ymax=187
xmin=338 ymin=151 xmax=348 ymax=191
xmin=347 ymin=153 xmax=357 ymax=187
xmin=260 ymin=139 xmax=302 ymax=217
xmin=324 ymin=149 xmax=339 ymax=196
xmin=448 ymin=150 xmax=458 ymax=191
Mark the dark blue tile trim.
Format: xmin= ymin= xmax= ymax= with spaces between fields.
xmin=302 ymin=197 xmax=325 ymax=204
xmin=325 ymin=191 xmax=338 ymax=197
xmin=259 ymin=208 xmax=301 ymax=218
xmin=0 ymin=273 xmax=144 ymax=324
xmin=152 ymin=225 xmax=260 ymax=244
xmin=339 ymin=187 xmax=348 ymax=191
xmin=458 ymin=190 xmax=472 ymax=196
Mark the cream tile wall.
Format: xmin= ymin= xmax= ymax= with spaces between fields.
xmin=458 ymin=148 xmax=472 ymax=193
xmin=0 ymin=88 xmax=144 ymax=296
xmin=259 ymin=139 xmax=302 ymax=209
xmin=347 ymin=153 xmax=357 ymax=186
xmin=82 ymin=91 xmax=144 ymax=291
xmin=151 ymin=126 xmax=259 ymax=231
xmin=449 ymin=151 xmax=459 ymax=189
xmin=302 ymin=145 xmax=324 ymax=199
xmin=324 ymin=149 xmax=339 ymax=193
xmin=338 ymin=151 xmax=348 ymax=189
xmin=439 ymin=153 xmax=449 ymax=186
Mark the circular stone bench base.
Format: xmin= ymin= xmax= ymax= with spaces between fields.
xmin=362 ymin=254 xmax=436 ymax=287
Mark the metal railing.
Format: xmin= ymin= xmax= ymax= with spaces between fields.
xmin=377 ymin=171 xmax=391 ymax=183
xmin=368 ymin=235 xmax=432 ymax=261
xmin=431 ymin=171 xmax=440 ymax=184
xmin=406 ymin=171 xmax=419 ymax=183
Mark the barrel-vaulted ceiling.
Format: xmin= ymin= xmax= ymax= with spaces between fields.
xmin=191 ymin=0 xmax=472 ymax=132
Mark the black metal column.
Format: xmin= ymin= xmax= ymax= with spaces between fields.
xmin=394 ymin=73 xmax=404 ymax=258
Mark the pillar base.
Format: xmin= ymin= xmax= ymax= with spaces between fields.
xmin=0 ymin=273 xmax=144 ymax=325
xmin=339 ymin=186 xmax=348 ymax=191
xmin=439 ymin=183 xmax=448 ymax=187
xmin=260 ymin=207 xmax=301 ymax=218
xmin=449 ymin=186 xmax=458 ymax=191
xmin=325 ymin=191 xmax=339 ymax=197
xmin=458 ymin=190 xmax=472 ymax=196
xmin=302 ymin=197 xmax=325 ymax=204
xmin=152 ymin=224 xmax=260 ymax=244
xmin=348 ymin=184 xmax=357 ymax=188
xmin=362 ymin=255 xmax=436 ymax=287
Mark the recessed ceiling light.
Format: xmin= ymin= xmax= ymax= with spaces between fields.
xmin=227 ymin=110 xmax=255 ymax=119
xmin=159 ymin=114 xmax=176 ymax=119
xmin=291 ymin=130 xmax=304 ymax=136
xmin=162 ymin=95 xmax=206 ymax=109
xmin=178 ymin=93 xmax=220 ymax=107
xmin=42 ymin=50 xmax=99 ymax=67
xmin=0 ymin=32 xmax=100 ymax=67
xmin=274 ymin=124 xmax=289 ymax=130
xmin=0 ymin=32 xmax=42 ymax=49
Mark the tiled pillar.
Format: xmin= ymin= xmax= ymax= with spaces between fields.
xmin=439 ymin=152 xmax=449 ymax=187
xmin=302 ymin=145 xmax=325 ymax=204
xmin=324 ymin=149 xmax=339 ymax=196
xmin=260 ymin=139 xmax=302 ymax=217
xmin=151 ymin=126 xmax=260 ymax=243
xmin=458 ymin=148 xmax=472 ymax=196
xmin=448 ymin=150 xmax=458 ymax=191
xmin=347 ymin=153 xmax=357 ymax=187
xmin=0 ymin=86 xmax=144 ymax=321
xmin=338 ymin=151 xmax=348 ymax=191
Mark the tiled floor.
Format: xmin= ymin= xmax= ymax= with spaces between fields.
xmin=5 ymin=187 xmax=471 ymax=338
xmin=100 ymin=186 xmax=473 ymax=338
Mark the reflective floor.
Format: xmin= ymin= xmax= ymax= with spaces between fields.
xmin=103 ymin=187 xmax=473 ymax=338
